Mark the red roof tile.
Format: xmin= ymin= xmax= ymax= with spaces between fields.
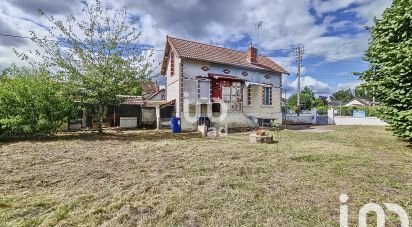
xmin=161 ymin=36 xmax=288 ymax=75
xmin=142 ymin=83 xmax=159 ymax=94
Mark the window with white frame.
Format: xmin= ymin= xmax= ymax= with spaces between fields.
xmin=262 ymin=86 xmax=272 ymax=105
xmin=198 ymin=80 xmax=210 ymax=102
xmin=222 ymin=81 xmax=242 ymax=112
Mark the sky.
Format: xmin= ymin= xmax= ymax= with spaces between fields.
xmin=0 ymin=0 xmax=392 ymax=97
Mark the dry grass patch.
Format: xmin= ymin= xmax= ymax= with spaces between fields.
xmin=0 ymin=126 xmax=411 ymax=226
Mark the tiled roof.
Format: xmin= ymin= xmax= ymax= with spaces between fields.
xmin=161 ymin=36 xmax=289 ymax=75
xmin=142 ymin=83 xmax=159 ymax=94
xmin=117 ymin=95 xmax=174 ymax=107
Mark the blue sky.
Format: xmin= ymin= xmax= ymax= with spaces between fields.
xmin=0 ymin=0 xmax=392 ymax=96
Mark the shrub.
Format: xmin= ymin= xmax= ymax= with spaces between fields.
xmin=316 ymin=106 xmax=328 ymax=115
xmin=0 ymin=70 xmax=74 ymax=139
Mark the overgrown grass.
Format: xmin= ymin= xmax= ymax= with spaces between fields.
xmin=0 ymin=126 xmax=411 ymax=226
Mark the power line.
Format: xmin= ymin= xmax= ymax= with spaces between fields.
xmin=0 ymin=32 xmax=370 ymax=67
xmin=0 ymin=32 xmax=164 ymax=51
xmin=261 ymin=47 xmax=295 ymax=52
xmin=304 ymin=53 xmax=368 ymax=65
xmin=0 ymin=33 xmax=298 ymax=54
xmin=302 ymin=76 xmax=361 ymax=80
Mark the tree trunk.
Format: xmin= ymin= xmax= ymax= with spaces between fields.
xmin=98 ymin=104 xmax=104 ymax=134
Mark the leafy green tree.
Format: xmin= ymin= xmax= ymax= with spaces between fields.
xmin=330 ymin=89 xmax=354 ymax=103
xmin=0 ymin=68 xmax=74 ymax=139
xmin=15 ymin=0 xmax=153 ymax=133
xmin=313 ymin=98 xmax=325 ymax=108
xmin=318 ymin=96 xmax=329 ymax=106
xmin=288 ymin=86 xmax=318 ymax=111
xmin=354 ymin=85 xmax=370 ymax=99
xmin=360 ymin=0 xmax=412 ymax=142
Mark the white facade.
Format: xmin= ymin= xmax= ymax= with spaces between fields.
xmin=165 ymin=57 xmax=283 ymax=130
xmin=333 ymin=116 xmax=388 ymax=126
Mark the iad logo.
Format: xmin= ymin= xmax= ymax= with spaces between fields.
xmin=181 ymin=92 xmax=229 ymax=125
xmin=339 ymin=194 xmax=410 ymax=227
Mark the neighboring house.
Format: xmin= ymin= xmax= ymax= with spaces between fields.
xmin=160 ymin=36 xmax=289 ymax=130
xmin=146 ymin=88 xmax=166 ymax=101
xmin=328 ymin=100 xmax=345 ymax=107
xmin=142 ymin=82 xmax=160 ymax=99
xmin=344 ymin=98 xmax=373 ymax=107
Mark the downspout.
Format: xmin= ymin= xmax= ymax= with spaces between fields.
xmin=179 ymin=60 xmax=184 ymax=117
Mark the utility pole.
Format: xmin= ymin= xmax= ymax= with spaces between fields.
xmin=295 ymin=44 xmax=304 ymax=116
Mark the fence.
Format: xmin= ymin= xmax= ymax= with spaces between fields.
xmin=285 ymin=109 xmax=317 ymax=124
xmin=285 ymin=108 xmax=388 ymax=126
xmin=329 ymin=108 xmax=388 ymax=126
xmin=333 ymin=116 xmax=388 ymax=126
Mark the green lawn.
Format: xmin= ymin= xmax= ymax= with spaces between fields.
xmin=0 ymin=126 xmax=411 ymax=226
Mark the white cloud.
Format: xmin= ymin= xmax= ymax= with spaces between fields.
xmin=347 ymin=0 xmax=392 ymax=25
xmin=305 ymin=33 xmax=370 ymax=61
xmin=287 ymin=76 xmax=332 ymax=94
xmin=337 ymin=81 xmax=363 ymax=90
xmin=0 ymin=0 xmax=391 ymax=75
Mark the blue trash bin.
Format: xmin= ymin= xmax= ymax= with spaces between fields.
xmin=171 ymin=117 xmax=181 ymax=133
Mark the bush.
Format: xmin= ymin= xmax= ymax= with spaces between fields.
xmin=0 ymin=70 xmax=74 ymax=139
xmin=333 ymin=106 xmax=383 ymax=118
xmin=316 ymin=106 xmax=328 ymax=115
xmin=366 ymin=106 xmax=381 ymax=117
xmin=335 ymin=106 xmax=353 ymax=116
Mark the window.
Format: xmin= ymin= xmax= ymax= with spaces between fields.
xmin=222 ymin=81 xmax=242 ymax=112
xmin=212 ymin=103 xmax=221 ymax=113
xmin=262 ymin=87 xmax=272 ymax=105
xmin=247 ymin=86 xmax=252 ymax=105
xmin=170 ymin=51 xmax=175 ymax=76
xmin=198 ymin=80 xmax=210 ymax=101
xmin=200 ymin=104 xmax=208 ymax=117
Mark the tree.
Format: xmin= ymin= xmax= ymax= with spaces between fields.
xmin=0 ymin=68 xmax=74 ymax=139
xmin=288 ymin=86 xmax=319 ymax=111
xmin=318 ymin=96 xmax=329 ymax=106
xmin=330 ymin=89 xmax=354 ymax=103
xmin=360 ymin=0 xmax=412 ymax=142
xmin=15 ymin=0 xmax=153 ymax=133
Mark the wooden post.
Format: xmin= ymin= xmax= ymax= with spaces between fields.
xmin=156 ymin=105 xmax=161 ymax=130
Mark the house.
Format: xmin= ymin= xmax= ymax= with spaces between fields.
xmin=145 ymin=88 xmax=166 ymax=101
xmin=142 ymin=82 xmax=160 ymax=99
xmin=328 ymin=100 xmax=345 ymax=107
xmin=160 ymin=36 xmax=289 ymax=130
xmin=344 ymin=98 xmax=373 ymax=107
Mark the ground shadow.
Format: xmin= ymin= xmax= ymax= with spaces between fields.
xmin=282 ymin=124 xmax=312 ymax=130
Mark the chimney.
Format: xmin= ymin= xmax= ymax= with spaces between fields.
xmin=247 ymin=42 xmax=258 ymax=63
